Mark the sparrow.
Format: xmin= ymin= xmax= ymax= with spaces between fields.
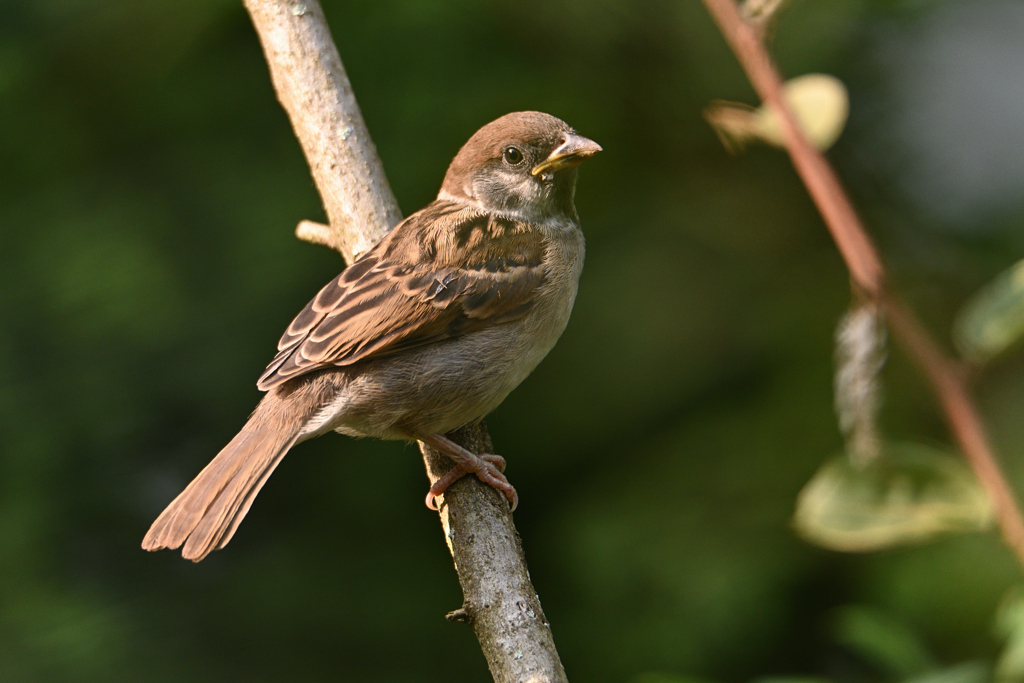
xmin=142 ymin=111 xmax=601 ymax=561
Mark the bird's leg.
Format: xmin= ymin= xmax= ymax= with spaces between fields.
xmin=418 ymin=433 xmax=518 ymax=512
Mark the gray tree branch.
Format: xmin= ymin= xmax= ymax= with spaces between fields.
xmin=244 ymin=0 xmax=399 ymax=262
xmin=242 ymin=1 xmax=568 ymax=680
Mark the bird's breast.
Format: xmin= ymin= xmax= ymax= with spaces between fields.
xmin=301 ymin=219 xmax=585 ymax=441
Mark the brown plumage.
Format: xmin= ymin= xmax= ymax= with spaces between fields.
xmin=259 ymin=206 xmax=548 ymax=389
xmin=142 ymin=111 xmax=600 ymax=561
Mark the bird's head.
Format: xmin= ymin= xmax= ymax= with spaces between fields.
xmin=440 ymin=111 xmax=602 ymax=221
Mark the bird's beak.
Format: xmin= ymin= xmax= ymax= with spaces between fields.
xmin=531 ymin=133 xmax=603 ymax=176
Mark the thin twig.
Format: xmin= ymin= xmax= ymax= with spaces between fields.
xmin=243 ymin=0 xmax=568 ymax=678
xmin=700 ymin=0 xmax=1024 ymax=568
xmin=295 ymin=219 xmax=335 ymax=250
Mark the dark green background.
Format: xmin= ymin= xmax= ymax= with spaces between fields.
xmin=3 ymin=0 xmax=1024 ymax=681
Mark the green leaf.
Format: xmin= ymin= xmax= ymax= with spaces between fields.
xmin=832 ymin=605 xmax=934 ymax=679
xmin=755 ymin=74 xmax=850 ymax=152
xmin=630 ymin=675 xmax=721 ymax=683
xmin=954 ymin=258 xmax=1024 ymax=363
xmin=794 ymin=443 xmax=993 ymax=552
xmin=902 ymin=662 xmax=991 ymax=683
xmin=997 ymin=637 xmax=1024 ymax=683
xmin=995 ymin=587 xmax=1024 ymax=682
xmin=750 ymin=678 xmax=833 ymax=683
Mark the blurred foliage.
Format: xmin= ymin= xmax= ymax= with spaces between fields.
xmin=994 ymin=588 xmax=1024 ymax=682
xmin=831 ymin=604 xmax=935 ymax=679
xmin=955 ymin=259 xmax=1024 ymax=363
xmin=2 ymin=0 xmax=1024 ymax=681
xmin=705 ymin=73 xmax=850 ymax=152
xmin=794 ymin=445 xmax=992 ymax=552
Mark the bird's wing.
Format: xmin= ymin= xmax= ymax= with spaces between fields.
xmin=257 ymin=202 xmax=548 ymax=390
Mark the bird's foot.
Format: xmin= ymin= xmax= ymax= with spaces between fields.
xmin=424 ymin=454 xmax=510 ymax=510
xmin=418 ymin=434 xmax=518 ymax=512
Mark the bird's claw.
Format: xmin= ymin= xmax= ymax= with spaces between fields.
xmin=424 ymin=454 xmax=517 ymax=511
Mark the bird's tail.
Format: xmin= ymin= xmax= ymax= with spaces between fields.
xmin=142 ymin=392 xmax=306 ymax=562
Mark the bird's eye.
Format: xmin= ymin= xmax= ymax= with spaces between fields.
xmin=502 ymin=146 xmax=525 ymax=166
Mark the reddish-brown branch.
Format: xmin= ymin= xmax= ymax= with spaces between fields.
xmin=702 ymin=0 xmax=882 ymax=296
xmin=884 ymin=298 xmax=1024 ymax=558
xmin=701 ymin=0 xmax=1024 ymax=567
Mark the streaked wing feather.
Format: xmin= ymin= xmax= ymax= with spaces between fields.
xmin=256 ymin=203 xmax=547 ymax=390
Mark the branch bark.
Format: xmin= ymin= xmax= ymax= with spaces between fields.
xmin=701 ymin=0 xmax=1024 ymax=567
xmin=244 ymin=0 xmax=399 ymax=262
xmin=243 ymin=0 xmax=568 ymax=679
